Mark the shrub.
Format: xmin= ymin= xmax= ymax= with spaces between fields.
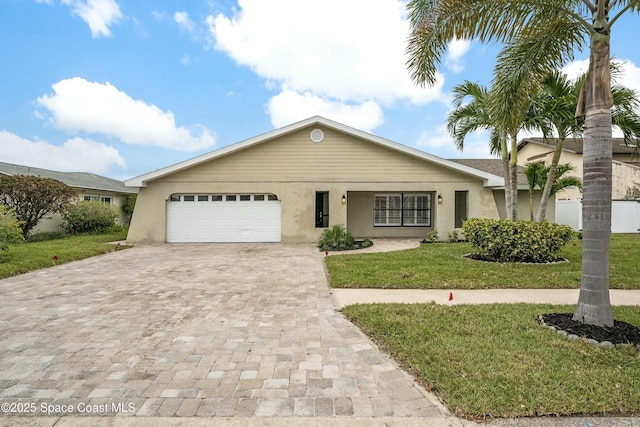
xmin=425 ymin=229 xmax=439 ymax=242
xmin=317 ymin=224 xmax=356 ymax=251
xmin=462 ymin=218 xmax=574 ymax=263
xmin=0 ymin=206 xmax=24 ymax=252
xmin=62 ymin=201 xmax=119 ymax=234
xmin=448 ymin=230 xmax=460 ymax=243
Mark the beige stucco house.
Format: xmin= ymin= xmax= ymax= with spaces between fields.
xmin=125 ymin=116 xmax=548 ymax=244
xmin=0 ymin=162 xmax=137 ymax=233
xmin=517 ymin=137 xmax=640 ymax=200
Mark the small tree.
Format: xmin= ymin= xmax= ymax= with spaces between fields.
xmin=121 ymin=194 xmax=137 ymax=225
xmin=0 ymin=175 xmax=77 ymax=236
xmin=525 ymin=161 xmax=583 ymax=221
xmin=0 ymin=206 xmax=24 ymax=253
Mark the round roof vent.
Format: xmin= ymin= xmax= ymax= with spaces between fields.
xmin=310 ymin=128 xmax=324 ymax=143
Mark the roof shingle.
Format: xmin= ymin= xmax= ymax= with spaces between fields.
xmin=0 ymin=162 xmax=136 ymax=194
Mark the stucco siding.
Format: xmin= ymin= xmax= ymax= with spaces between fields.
xmin=613 ymin=161 xmax=640 ymax=200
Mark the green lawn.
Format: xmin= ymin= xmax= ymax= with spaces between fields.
xmin=326 ymin=234 xmax=640 ymax=289
xmin=343 ymin=303 xmax=640 ymax=418
xmin=0 ymin=230 xmax=128 ymax=279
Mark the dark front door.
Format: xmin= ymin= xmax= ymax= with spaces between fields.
xmin=315 ymin=191 xmax=329 ymax=228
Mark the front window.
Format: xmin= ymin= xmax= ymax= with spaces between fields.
xmin=84 ymin=194 xmax=112 ymax=204
xmin=374 ymin=193 xmax=432 ymax=226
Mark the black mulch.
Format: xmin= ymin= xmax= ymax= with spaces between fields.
xmin=540 ymin=313 xmax=640 ymax=346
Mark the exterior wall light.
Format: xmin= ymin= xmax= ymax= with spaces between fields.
xmin=437 ymin=194 xmax=443 ymax=204
xmin=342 ymin=194 xmax=347 ymax=204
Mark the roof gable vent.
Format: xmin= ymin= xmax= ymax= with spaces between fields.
xmin=310 ymin=129 xmax=324 ymax=143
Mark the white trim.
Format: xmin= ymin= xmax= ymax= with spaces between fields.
xmin=124 ymin=116 xmax=504 ymax=188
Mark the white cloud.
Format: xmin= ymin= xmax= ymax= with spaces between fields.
xmin=174 ymin=11 xmax=195 ymax=32
xmin=59 ymin=0 xmax=123 ymax=38
xmin=207 ymin=0 xmax=445 ymax=129
xmin=562 ymin=58 xmax=640 ymax=95
xmin=36 ymin=77 xmax=216 ymax=151
xmin=151 ymin=10 xmax=167 ymax=22
xmin=561 ymin=58 xmax=590 ymax=81
xmin=614 ymin=60 xmax=640 ymax=95
xmin=0 ymin=131 xmax=125 ymax=173
xmin=445 ymin=39 xmax=471 ymax=73
xmin=267 ymin=90 xmax=384 ymax=132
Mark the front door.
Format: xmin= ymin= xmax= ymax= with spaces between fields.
xmin=315 ymin=191 xmax=329 ymax=228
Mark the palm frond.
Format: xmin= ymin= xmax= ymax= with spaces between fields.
xmin=491 ymin=19 xmax=586 ymax=130
xmin=406 ymin=0 xmax=589 ymax=87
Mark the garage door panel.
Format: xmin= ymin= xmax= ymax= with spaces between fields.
xmin=167 ymin=198 xmax=281 ymax=243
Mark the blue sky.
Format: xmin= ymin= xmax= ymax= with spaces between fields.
xmin=1 ymin=1 xmax=639 ymax=181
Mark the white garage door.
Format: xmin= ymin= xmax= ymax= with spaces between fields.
xmin=167 ymin=194 xmax=281 ymax=243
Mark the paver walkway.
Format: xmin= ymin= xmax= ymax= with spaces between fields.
xmin=0 ymin=243 xmax=447 ymax=419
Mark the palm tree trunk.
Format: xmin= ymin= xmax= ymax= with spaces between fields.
xmin=529 ymin=189 xmax=534 ymax=221
xmin=572 ymin=28 xmax=614 ymax=327
xmin=535 ymin=140 xmax=564 ymax=222
xmin=500 ymin=135 xmax=512 ymax=219
xmin=509 ymin=133 xmax=519 ymax=220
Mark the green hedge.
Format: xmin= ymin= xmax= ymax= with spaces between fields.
xmin=462 ymin=218 xmax=574 ymax=263
xmin=62 ymin=201 xmax=119 ymax=234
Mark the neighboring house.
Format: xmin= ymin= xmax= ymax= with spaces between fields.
xmin=517 ymin=137 xmax=640 ymax=200
xmin=124 ymin=116 xmax=550 ymax=244
xmin=0 ymin=162 xmax=137 ymax=233
xmin=517 ymin=137 xmax=640 ymax=232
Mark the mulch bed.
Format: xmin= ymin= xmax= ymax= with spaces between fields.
xmin=539 ymin=313 xmax=640 ymax=346
xmin=464 ymin=253 xmax=568 ymax=264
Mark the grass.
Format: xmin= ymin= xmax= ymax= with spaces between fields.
xmin=343 ymin=303 xmax=640 ymax=419
xmin=0 ymin=229 xmax=128 ymax=279
xmin=326 ymin=234 xmax=640 ymax=289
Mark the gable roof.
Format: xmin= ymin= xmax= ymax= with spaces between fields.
xmin=518 ymin=137 xmax=639 ymax=157
xmin=125 ymin=116 xmax=504 ymax=188
xmin=0 ymin=162 xmax=136 ymax=194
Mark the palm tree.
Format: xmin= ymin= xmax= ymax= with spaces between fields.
xmin=546 ymin=164 xmax=583 ymax=196
xmin=527 ymin=66 xmax=640 ymax=222
xmin=525 ymin=161 xmax=583 ymax=220
xmin=526 ymin=71 xmax=582 ymax=222
xmin=406 ymin=1 xmax=640 ymax=327
xmin=447 ymin=82 xmax=514 ymax=218
xmin=524 ymin=161 xmax=547 ymax=220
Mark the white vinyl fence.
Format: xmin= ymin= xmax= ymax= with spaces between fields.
xmin=556 ymin=200 xmax=640 ymax=233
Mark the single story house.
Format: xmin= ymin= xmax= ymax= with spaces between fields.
xmin=0 ymin=161 xmax=137 ymax=233
xmin=125 ymin=116 xmax=550 ymax=243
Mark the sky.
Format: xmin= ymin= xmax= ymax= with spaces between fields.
xmin=1 ymin=1 xmax=639 ymax=181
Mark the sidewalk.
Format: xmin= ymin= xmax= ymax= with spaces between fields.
xmin=331 ymin=288 xmax=640 ymax=309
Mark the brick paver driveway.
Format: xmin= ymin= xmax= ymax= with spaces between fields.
xmin=0 ymin=243 xmax=444 ymax=418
